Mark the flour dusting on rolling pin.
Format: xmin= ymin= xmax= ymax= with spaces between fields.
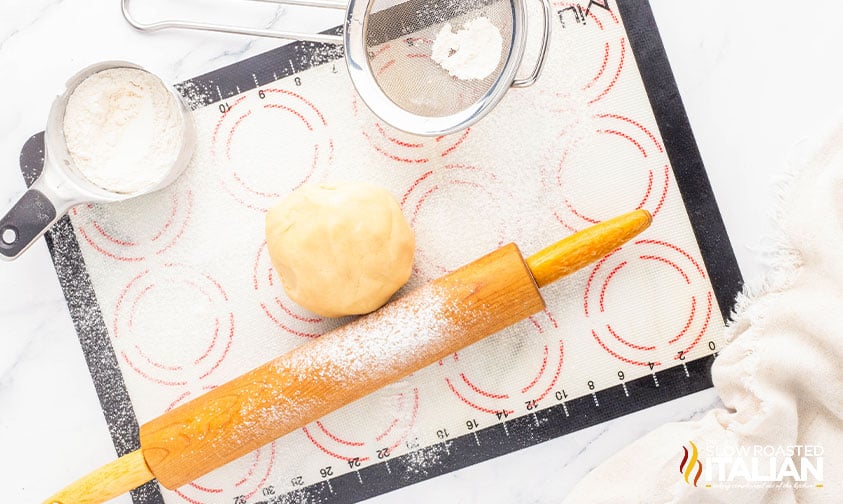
xmin=432 ymin=17 xmax=503 ymax=80
xmin=63 ymin=68 xmax=186 ymax=194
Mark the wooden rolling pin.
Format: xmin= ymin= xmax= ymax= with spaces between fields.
xmin=44 ymin=209 xmax=652 ymax=504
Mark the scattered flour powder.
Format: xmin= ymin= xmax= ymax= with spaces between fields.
xmin=220 ymin=284 xmax=457 ymax=458
xmin=63 ymin=67 xmax=185 ymax=194
xmin=431 ymin=17 xmax=503 ymax=80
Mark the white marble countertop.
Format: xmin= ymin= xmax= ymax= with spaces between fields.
xmin=2 ymin=1 xmax=842 ymax=502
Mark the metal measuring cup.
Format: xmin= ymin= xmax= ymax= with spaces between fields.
xmin=0 ymin=62 xmax=196 ymax=261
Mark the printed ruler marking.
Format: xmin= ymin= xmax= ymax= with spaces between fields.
xmin=264 ymin=357 xmax=716 ymax=504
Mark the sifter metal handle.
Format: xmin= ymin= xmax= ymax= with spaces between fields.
xmin=512 ymin=0 xmax=552 ymax=88
xmin=121 ymin=0 xmax=345 ymax=44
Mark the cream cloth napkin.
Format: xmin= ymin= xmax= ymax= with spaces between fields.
xmin=562 ymin=127 xmax=843 ymax=503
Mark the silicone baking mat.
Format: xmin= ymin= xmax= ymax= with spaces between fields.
xmin=19 ymin=1 xmax=741 ymax=503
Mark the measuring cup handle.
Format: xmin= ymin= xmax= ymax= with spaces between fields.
xmin=0 ymin=189 xmax=59 ymax=260
xmin=512 ymin=0 xmax=553 ymax=88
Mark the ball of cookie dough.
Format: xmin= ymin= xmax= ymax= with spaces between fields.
xmin=266 ymin=182 xmax=415 ymax=317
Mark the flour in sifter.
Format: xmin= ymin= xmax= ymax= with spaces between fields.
xmin=431 ymin=17 xmax=503 ymax=80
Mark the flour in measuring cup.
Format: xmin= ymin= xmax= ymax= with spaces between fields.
xmin=431 ymin=17 xmax=503 ymax=80
xmin=63 ymin=68 xmax=185 ymax=194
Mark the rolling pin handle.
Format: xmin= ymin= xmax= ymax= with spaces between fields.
xmin=526 ymin=209 xmax=652 ymax=287
xmin=42 ymin=449 xmax=154 ymax=504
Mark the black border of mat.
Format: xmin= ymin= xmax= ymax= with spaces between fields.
xmin=19 ymin=1 xmax=742 ymax=502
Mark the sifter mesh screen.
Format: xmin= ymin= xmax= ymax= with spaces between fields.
xmin=364 ymin=0 xmax=515 ymax=118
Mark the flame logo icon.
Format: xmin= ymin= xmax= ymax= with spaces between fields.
xmin=679 ymin=441 xmax=703 ymax=486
